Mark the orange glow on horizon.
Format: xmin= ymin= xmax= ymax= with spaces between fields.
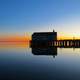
xmin=0 ymin=35 xmax=80 ymax=41
xmin=0 ymin=32 xmax=80 ymax=42
xmin=57 ymin=32 xmax=80 ymax=40
xmin=57 ymin=36 xmax=80 ymax=40
xmin=0 ymin=35 xmax=31 ymax=42
xmin=57 ymin=36 xmax=74 ymax=40
xmin=0 ymin=33 xmax=31 ymax=49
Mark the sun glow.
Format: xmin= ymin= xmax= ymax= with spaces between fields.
xmin=0 ymin=33 xmax=30 ymax=49
xmin=57 ymin=32 xmax=80 ymax=40
xmin=0 ymin=33 xmax=31 ymax=42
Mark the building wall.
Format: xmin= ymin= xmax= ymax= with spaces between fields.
xmin=48 ymin=33 xmax=57 ymax=41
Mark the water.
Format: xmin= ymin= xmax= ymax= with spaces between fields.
xmin=0 ymin=43 xmax=80 ymax=80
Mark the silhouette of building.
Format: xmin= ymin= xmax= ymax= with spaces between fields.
xmin=31 ymin=30 xmax=57 ymax=47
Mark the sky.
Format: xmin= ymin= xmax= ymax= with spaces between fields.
xmin=0 ymin=0 xmax=80 ymax=39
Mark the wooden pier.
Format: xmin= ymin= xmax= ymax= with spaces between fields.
xmin=51 ymin=39 xmax=80 ymax=48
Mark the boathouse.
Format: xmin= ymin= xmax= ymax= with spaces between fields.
xmin=31 ymin=30 xmax=57 ymax=47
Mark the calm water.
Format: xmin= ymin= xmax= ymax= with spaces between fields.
xmin=0 ymin=43 xmax=80 ymax=80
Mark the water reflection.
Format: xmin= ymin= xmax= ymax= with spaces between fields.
xmin=1 ymin=42 xmax=80 ymax=80
xmin=31 ymin=47 xmax=57 ymax=58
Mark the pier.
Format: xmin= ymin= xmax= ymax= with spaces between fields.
xmin=49 ymin=39 xmax=80 ymax=48
xmin=31 ymin=30 xmax=80 ymax=48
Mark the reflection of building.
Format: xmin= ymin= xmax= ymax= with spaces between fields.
xmin=32 ymin=47 xmax=57 ymax=58
xmin=31 ymin=30 xmax=57 ymax=47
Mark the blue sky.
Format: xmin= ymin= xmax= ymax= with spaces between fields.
xmin=0 ymin=0 xmax=80 ymax=37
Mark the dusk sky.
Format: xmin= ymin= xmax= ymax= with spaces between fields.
xmin=1 ymin=0 xmax=80 ymax=39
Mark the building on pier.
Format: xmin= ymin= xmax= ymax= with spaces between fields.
xmin=31 ymin=30 xmax=57 ymax=47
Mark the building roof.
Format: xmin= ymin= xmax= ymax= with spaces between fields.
xmin=32 ymin=32 xmax=57 ymax=36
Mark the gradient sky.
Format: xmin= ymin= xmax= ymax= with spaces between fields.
xmin=1 ymin=0 xmax=80 ymax=38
